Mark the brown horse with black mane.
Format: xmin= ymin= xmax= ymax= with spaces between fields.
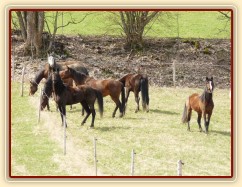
xmin=182 ymin=77 xmax=214 ymax=134
xmin=60 ymin=66 xmax=125 ymax=118
xmin=119 ymin=73 xmax=149 ymax=113
xmin=51 ymin=69 xmax=103 ymax=128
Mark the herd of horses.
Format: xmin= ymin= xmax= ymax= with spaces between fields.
xmin=29 ymin=55 xmax=214 ymax=133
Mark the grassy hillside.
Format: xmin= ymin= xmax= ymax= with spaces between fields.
xmin=12 ymin=11 xmax=231 ymax=39
xmin=11 ymin=81 xmax=231 ymax=176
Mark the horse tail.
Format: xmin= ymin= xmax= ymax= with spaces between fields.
xmin=121 ymin=83 xmax=126 ymax=115
xmin=140 ymin=76 xmax=149 ymax=111
xmin=119 ymin=76 xmax=126 ymax=85
xmin=182 ymin=103 xmax=188 ymax=123
xmin=95 ymin=90 xmax=103 ymax=118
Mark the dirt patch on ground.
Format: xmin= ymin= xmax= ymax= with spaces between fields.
xmin=12 ymin=34 xmax=231 ymax=89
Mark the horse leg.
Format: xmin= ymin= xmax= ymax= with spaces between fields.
xmin=203 ymin=112 xmax=208 ymax=134
xmin=89 ymin=104 xmax=96 ymax=128
xmin=81 ymin=101 xmax=91 ymax=126
xmin=125 ymin=89 xmax=131 ymax=110
xmin=47 ymin=100 xmax=50 ymax=111
xmin=197 ymin=113 xmax=202 ymax=132
xmin=206 ymin=113 xmax=212 ymax=133
xmin=112 ymin=101 xmax=124 ymax=118
xmin=134 ymin=92 xmax=140 ymax=113
xmin=187 ymin=109 xmax=192 ymax=131
xmin=58 ymin=105 xmax=67 ymax=127
xmin=81 ymin=106 xmax=85 ymax=116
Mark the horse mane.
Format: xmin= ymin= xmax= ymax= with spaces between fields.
xmin=200 ymin=88 xmax=213 ymax=104
xmin=43 ymin=76 xmax=52 ymax=97
xmin=52 ymin=72 xmax=66 ymax=95
xmin=33 ymin=69 xmax=46 ymax=84
xmin=68 ymin=67 xmax=88 ymax=84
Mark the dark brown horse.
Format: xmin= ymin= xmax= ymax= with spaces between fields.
xmin=60 ymin=66 xmax=125 ymax=117
xmin=119 ymin=73 xmax=149 ymax=113
xmin=51 ymin=69 xmax=103 ymax=128
xmin=182 ymin=77 xmax=214 ymax=133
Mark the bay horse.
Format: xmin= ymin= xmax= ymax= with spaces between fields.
xmin=119 ymin=73 xmax=149 ymax=113
xmin=182 ymin=77 xmax=214 ymax=134
xmin=60 ymin=66 xmax=125 ymax=118
xmin=51 ymin=69 xmax=103 ymax=128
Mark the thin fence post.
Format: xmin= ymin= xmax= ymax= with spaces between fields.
xmin=20 ymin=65 xmax=26 ymax=97
xmin=172 ymin=60 xmax=176 ymax=87
xmin=63 ymin=115 xmax=66 ymax=155
xmin=130 ymin=149 xmax=135 ymax=176
xmin=38 ymin=88 xmax=42 ymax=123
xmin=177 ymin=160 xmax=184 ymax=176
xmin=93 ymin=137 xmax=97 ymax=176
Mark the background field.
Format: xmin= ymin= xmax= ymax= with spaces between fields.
xmin=11 ymin=81 xmax=231 ymax=176
xmin=12 ymin=11 xmax=231 ymax=39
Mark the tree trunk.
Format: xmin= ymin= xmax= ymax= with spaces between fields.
xmin=16 ymin=11 xmax=45 ymax=57
xmin=119 ymin=11 xmax=159 ymax=50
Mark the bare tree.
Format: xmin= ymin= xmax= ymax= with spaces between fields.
xmin=44 ymin=11 xmax=92 ymax=53
xmin=119 ymin=11 xmax=159 ymax=50
xmin=16 ymin=11 xmax=45 ymax=57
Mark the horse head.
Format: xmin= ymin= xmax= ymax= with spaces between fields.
xmin=29 ymin=79 xmax=38 ymax=95
xmin=47 ymin=53 xmax=56 ymax=68
xmin=205 ymin=76 xmax=214 ymax=93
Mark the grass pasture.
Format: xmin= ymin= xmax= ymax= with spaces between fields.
xmin=11 ymin=81 xmax=231 ymax=176
xmin=12 ymin=11 xmax=231 ymax=39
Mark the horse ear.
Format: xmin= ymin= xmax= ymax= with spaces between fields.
xmin=206 ymin=77 xmax=209 ymax=81
xmin=66 ymin=65 xmax=69 ymax=70
xmin=211 ymin=76 xmax=213 ymax=80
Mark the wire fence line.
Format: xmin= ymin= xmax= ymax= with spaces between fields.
xmin=13 ymin=78 xmax=218 ymax=176
xmin=11 ymin=60 xmax=230 ymax=176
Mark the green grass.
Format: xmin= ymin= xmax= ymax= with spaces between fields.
xmin=12 ymin=81 xmax=231 ymax=176
xmin=12 ymin=11 xmax=231 ymax=39
xmin=11 ymin=82 xmax=67 ymax=176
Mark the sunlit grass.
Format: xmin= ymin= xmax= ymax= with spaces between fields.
xmin=33 ymin=83 xmax=231 ymax=176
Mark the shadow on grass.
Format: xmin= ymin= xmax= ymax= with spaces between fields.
xmin=96 ymin=125 xmax=131 ymax=132
xmin=211 ymin=130 xmax=231 ymax=137
xmin=149 ymin=109 xmax=180 ymax=115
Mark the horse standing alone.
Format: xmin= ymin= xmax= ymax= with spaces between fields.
xmin=182 ymin=77 xmax=214 ymax=134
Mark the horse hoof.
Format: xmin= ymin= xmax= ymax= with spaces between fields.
xmin=88 ymin=126 xmax=94 ymax=129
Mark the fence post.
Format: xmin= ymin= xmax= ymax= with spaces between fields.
xmin=130 ymin=149 xmax=135 ymax=176
xmin=93 ymin=137 xmax=97 ymax=176
xmin=172 ymin=60 xmax=176 ymax=87
xmin=177 ymin=160 xmax=184 ymax=176
xmin=63 ymin=115 xmax=66 ymax=155
xmin=20 ymin=65 xmax=26 ymax=96
xmin=38 ymin=88 xmax=42 ymax=123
